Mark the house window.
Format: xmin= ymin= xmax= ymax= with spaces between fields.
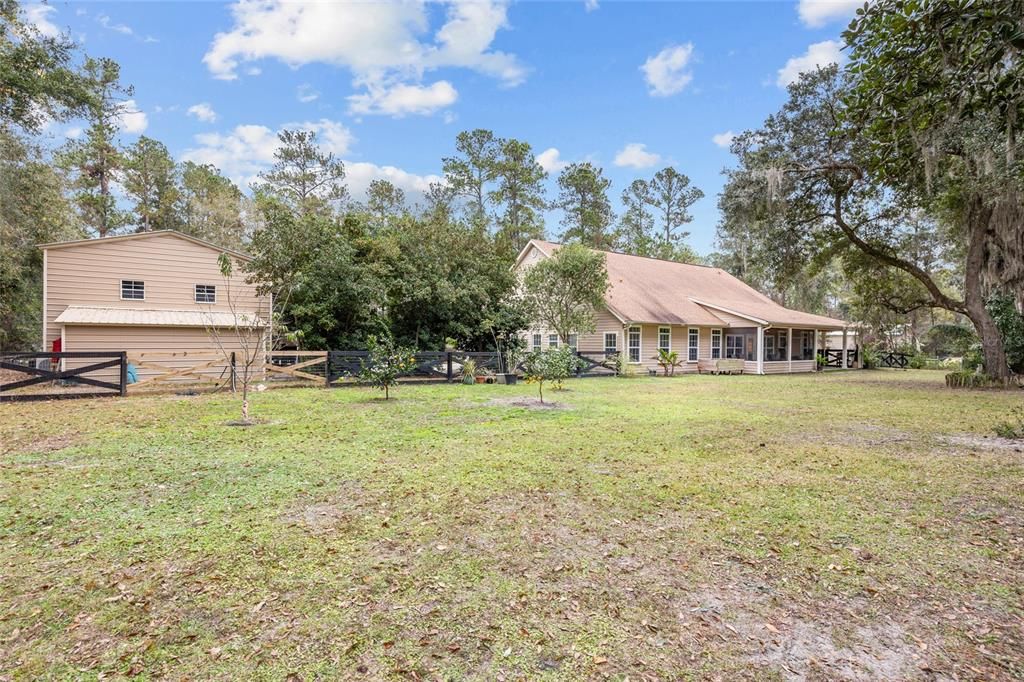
xmin=802 ymin=331 xmax=814 ymax=360
xmin=568 ymin=334 xmax=578 ymax=351
xmin=194 ymin=284 xmax=216 ymax=303
xmin=548 ymin=334 xmax=559 ymax=349
xmin=687 ymin=328 xmax=699 ymax=362
xmin=658 ymin=327 xmax=671 ymax=354
xmin=121 ymin=280 xmax=144 ymax=300
xmin=627 ymin=326 xmax=641 ymax=363
xmin=604 ymin=332 xmax=618 ymax=354
xmin=726 ymin=334 xmax=745 ymax=360
xmin=532 ymin=333 xmax=542 ymax=351
xmin=711 ymin=329 xmax=722 ymax=359
xmin=778 ymin=330 xmax=788 ymax=360
xmin=765 ymin=334 xmax=775 ymax=361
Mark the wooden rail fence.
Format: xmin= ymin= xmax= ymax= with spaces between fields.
xmin=1 ymin=351 xmax=127 ymax=402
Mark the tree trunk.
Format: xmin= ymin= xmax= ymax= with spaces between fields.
xmin=964 ymin=196 xmax=1010 ymax=379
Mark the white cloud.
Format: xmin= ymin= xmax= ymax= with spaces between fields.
xmin=613 ymin=143 xmax=661 ymax=169
xmin=65 ymin=126 xmax=83 ymax=139
xmin=187 ymin=103 xmax=218 ymax=123
xmin=97 ymin=14 xmax=133 ymax=35
xmin=584 ymin=0 xmax=599 ymax=11
xmin=203 ymin=0 xmax=524 ymax=117
xmin=117 ymin=100 xmax=148 ymax=134
xmin=181 ymin=118 xmax=438 ymax=201
xmin=297 ymin=84 xmax=320 ymax=103
xmin=712 ymin=130 xmax=735 ymax=149
xmin=536 ymin=147 xmax=567 ymax=173
xmin=797 ymin=0 xmax=863 ymax=27
xmin=24 ymin=4 xmax=60 ymax=38
xmin=182 ymin=119 xmax=355 ymax=185
xmin=348 ymin=80 xmax=457 ymax=117
xmin=641 ymin=43 xmax=695 ymax=97
xmin=777 ymin=40 xmax=844 ymax=87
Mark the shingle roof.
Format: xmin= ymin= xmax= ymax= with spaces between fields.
xmin=526 ymin=240 xmax=848 ymax=329
xmin=54 ymin=306 xmax=267 ymax=328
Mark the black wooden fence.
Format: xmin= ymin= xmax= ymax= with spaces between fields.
xmin=0 ymin=351 xmax=127 ymax=402
xmin=877 ymin=351 xmax=910 ymax=369
xmin=823 ymin=347 xmax=859 ymax=368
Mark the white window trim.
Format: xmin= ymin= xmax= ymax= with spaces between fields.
xmin=548 ymin=333 xmax=559 ymax=349
xmin=604 ymin=331 xmax=618 ymax=354
xmin=194 ymin=283 xmax=217 ymax=304
xmin=532 ymin=333 xmax=542 ymax=351
xmin=657 ymin=326 xmax=671 ymax=354
xmin=711 ymin=328 xmax=722 ymax=360
xmin=627 ymin=325 xmax=641 ymax=364
xmin=687 ymin=327 xmax=699 ymax=363
xmin=120 ymin=279 xmax=145 ymax=301
xmin=567 ymin=333 xmax=578 ymax=351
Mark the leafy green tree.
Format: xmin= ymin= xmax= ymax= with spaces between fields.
xmin=555 ymin=162 xmax=616 ymax=249
xmin=0 ymin=0 xmax=94 ymax=132
xmin=521 ymin=242 xmax=609 ymax=344
xmin=123 ymin=136 xmax=180 ymax=232
xmin=618 ymin=179 xmax=655 ymax=256
xmin=365 ymin=178 xmax=406 ymax=232
xmin=179 ymin=162 xmax=246 ymax=249
xmin=489 ymin=138 xmax=547 ymax=253
xmin=246 ymin=195 xmax=383 ymax=349
xmin=840 ymin=0 xmax=1024 ymax=378
xmin=442 ymin=128 xmax=499 ymax=225
xmin=0 ymin=129 xmax=83 ymax=350
xmin=258 ymin=129 xmax=347 ymax=216
xmin=648 ymin=167 xmax=703 ymax=255
xmin=55 ymin=57 xmax=131 ymax=236
xmin=421 ymin=181 xmax=456 ymax=225
xmin=359 ymin=328 xmax=417 ymax=400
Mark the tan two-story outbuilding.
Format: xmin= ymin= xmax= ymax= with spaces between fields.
xmin=40 ymin=231 xmax=271 ymax=384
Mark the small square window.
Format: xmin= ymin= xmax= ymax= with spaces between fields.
xmin=194 ymin=284 xmax=216 ymax=303
xmin=121 ymin=280 xmax=144 ymax=300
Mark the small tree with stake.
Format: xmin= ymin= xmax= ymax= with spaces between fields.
xmin=359 ymin=330 xmax=416 ymax=400
xmin=522 ymin=347 xmax=578 ymax=404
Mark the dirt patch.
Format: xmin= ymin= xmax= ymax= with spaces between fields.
xmin=804 ymin=424 xmax=914 ymax=449
xmin=939 ymin=434 xmax=1024 ymax=453
xmin=281 ymin=480 xmax=374 ymax=533
xmin=484 ymin=397 xmax=570 ymax=410
xmin=1 ymin=432 xmax=81 ymax=457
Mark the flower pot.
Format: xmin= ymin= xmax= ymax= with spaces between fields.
xmin=462 ymin=375 xmax=475 ymax=385
xmin=501 ymin=373 xmax=517 ymax=385
xmin=475 ymin=376 xmax=487 ymax=384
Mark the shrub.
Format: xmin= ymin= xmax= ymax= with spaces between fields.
xmin=860 ymin=346 xmax=880 ymax=369
xmin=908 ymin=353 xmax=927 ymax=369
xmin=461 ymin=358 xmax=477 ymax=385
xmin=944 ymin=370 xmax=1006 ymax=389
xmin=656 ymin=349 xmax=683 ymax=376
xmin=359 ymin=332 xmax=417 ymax=400
xmin=522 ymin=347 xmax=579 ymax=403
xmin=994 ymin=409 xmax=1024 ymax=439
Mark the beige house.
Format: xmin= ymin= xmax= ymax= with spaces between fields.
xmin=40 ymin=231 xmax=271 ymax=385
xmin=516 ymin=240 xmax=852 ymax=375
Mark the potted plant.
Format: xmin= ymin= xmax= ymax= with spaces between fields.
xmin=815 ymin=352 xmax=828 ymax=371
xmin=500 ymin=345 xmax=521 ymax=385
xmin=477 ymin=368 xmax=494 ymax=384
xmin=461 ymin=358 xmax=477 ymax=385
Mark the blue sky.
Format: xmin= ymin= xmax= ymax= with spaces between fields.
xmin=27 ymin=0 xmax=859 ymax=254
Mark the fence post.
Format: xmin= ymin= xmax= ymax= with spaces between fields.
xmin=119 ymin=351 xmax=127 ymax=397
xmin=325 ymin=352 xmax=332 ymax=388
xmin=230 ymin=351 xmax=237 ymax=393
xmin=446 ymin=352 xmax=453 ymax=383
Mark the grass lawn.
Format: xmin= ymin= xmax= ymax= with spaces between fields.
xmin=1 ymin=370 xmax=1022 ymax=680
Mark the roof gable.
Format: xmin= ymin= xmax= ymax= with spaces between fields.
xmin=39 ymin=230 xmax=252 ymax=261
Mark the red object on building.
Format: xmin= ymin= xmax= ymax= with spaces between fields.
xmin=51 ymin=337 xmax=61 ymax=364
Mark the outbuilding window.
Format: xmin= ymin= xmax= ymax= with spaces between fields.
xmin=121 ymin=280 xmax=145 ymax=300
xmin=194 ymin=284 xmax=216 ymax=303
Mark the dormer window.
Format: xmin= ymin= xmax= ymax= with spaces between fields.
xmin=121 ymin=280 xmax=145 ymax=300
xmin=194 ymin=284 xmax=216 ymax=303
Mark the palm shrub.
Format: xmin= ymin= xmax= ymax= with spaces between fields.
xmin=656 ymin=349 xmax=683 ymax=376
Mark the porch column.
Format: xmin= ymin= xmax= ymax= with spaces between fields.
xmin=842 ymin=327 xmax=849 ymax=369
xmin=787 ymin=327 xmax=793 ymax=373
xmin=756 ymin=326 xmax=764 ymax=375
xmin=813 ymin=329 xmax=819 ymax=367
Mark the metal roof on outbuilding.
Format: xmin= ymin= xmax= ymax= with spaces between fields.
xmin=54 ymin=306 xmax=266 ymax=328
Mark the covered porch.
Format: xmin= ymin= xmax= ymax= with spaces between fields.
xmin=720 ymin=326 xmax=855 ymax=374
